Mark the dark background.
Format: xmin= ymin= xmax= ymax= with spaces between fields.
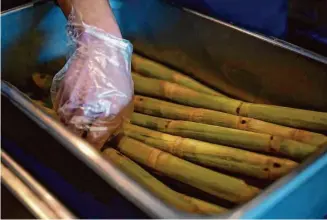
xmin=287 ymin=0 xmax=327 ymax=56
xmin=2 ymin=0 xmax=327 ymax=56
xmin=2 ymin=0 xmax=34 ymax=11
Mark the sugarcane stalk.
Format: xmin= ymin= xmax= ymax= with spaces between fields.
xmin=117 ymin=136 xmax=260 ymax=203
xmin=132 ymin=54 xmax=225 ymax=97
xmin=132 ymin=73 xmax=240 ymax=114
xmin=132 ymin=73 xmax=327 ymax=131
xmin=123 ymin=123 xmax=298 ymax=179
xmin=134 ymin=95 xmax=327 ymax=146
xmin=32 ymin=72 xmax=53 ymax=92
xmin=130 ymin=113 xmax=317 ymax=160
xmin=103 ymin=148 xmax=227 ymax=214
xmin=238 ymin=102 xmax=327 ymax=132
xmin=32 ymin=100 xmax=58 ymax=119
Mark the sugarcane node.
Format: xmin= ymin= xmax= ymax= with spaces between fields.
xmin=238 ymin=102 xmax=249 ymax=117
xmin=263 ymin=168 xmax=269 ymax=172
xmin=170 ymin=136 xmax=185 ymax=157
xmin=147 ymin=148 xmax=163 ymax=170
xmin=269 ymin=136 xmax=281 ymax=153
xmin=236 ymin=106 xmax=241 ymax=115
xmin=236 ymin=102 xmax=246 ymax=117
xmin=162 ymin=81 xmax=173 ymax=99
xmin=189 ymin=109 xmax=199 ymax=121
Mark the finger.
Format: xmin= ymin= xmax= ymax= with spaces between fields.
xmin=53 ymin=79 xmax=77 ymax=124
xmin=85 ymin=116 xmax=121 ymax=151
xmin=57 ymin=70 xmax=91 ymax=128
xmin=67 ymin=108 xmax=94 ymax=137
xmin=86 ymin=100 xmax=134 ymax=150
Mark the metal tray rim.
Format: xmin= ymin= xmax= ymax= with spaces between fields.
xmin=181 ymin=8 xmax=327 ymax=65
xmin=2 ymin=2 xmax=327 ymax=218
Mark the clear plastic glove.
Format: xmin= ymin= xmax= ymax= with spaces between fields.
xmin=51 ymin=10 xmax=134 ymax=150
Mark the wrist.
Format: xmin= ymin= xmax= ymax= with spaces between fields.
xmin=58 ymin=0 xmax=122 ymax=38
xmin=77 ymin=26 xmax=132 ymax=54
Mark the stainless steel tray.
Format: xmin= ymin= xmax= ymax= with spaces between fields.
xmin=1 ymin=1 xmax=327 ymax=218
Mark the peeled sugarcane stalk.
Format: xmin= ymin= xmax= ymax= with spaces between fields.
xmin=116 ymin=136 xmax=260 ymax=204
xmin=132 ymin=73 xmax=327 ymax=131
xmin=32 ymin=100 xmax=58 ymax=119
xmin=123 ymin=123 xmax=298 ymax=179
xmin=131 ymin=113 xmax=317 ymax=160
xmin=132 ymin=54 xmax=225 ymax=97
xmin=134 ymin=95 xmax=327 ymax=146
xmin=103 ymin=148 xmax=227 ymax=214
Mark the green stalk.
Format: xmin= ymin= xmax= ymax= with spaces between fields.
xmin=123 ymin=123 xmax=298 ymax=179
xmin=132 ymin=73 xmax=240 ymax=115
xmin=132 ymin=74 xmax=327 ymax=131
xmin=134 ymin=95 xmax=327 ymax=146
xmin=132 ymin=54 xmax=224 ymax=97
xmin=103 ymin=148 xmax=227 ymax=214
xmin=117 ymin=136 xmax=260 ymax=204
xmin=239 ymin=102 xmax=327 ymax=132
xmin=131 ymin=113 xmax=317 ymax=160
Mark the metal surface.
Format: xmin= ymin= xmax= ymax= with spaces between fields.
xmin=114 ymin=0 xmax=327 ymax=111
xmin=1 ymin=164 xmax=58 ymax=219
xmin=184 ymin=8 xmax=327 ymax=65
xmin=1 ymin=150 xmax=76 ymax=219
xmin=1 ymin=1 xmax=327 ymax=218
xmin=1 ymin=81 xmax=184 ymax=219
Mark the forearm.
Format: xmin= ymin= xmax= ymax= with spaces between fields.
xmin=57 ymin=0 xmax=122 ymax=38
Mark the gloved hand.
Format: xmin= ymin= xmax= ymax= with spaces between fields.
xmin=51 ymin=14 xmax=134 ymax=150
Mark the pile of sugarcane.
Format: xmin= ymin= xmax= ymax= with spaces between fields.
xmin=30 ymin=53 xmax=327 ymax=215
